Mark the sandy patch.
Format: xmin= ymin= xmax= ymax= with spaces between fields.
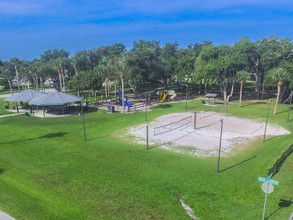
xmin=127 ymin=111 xmax=290 ymax=157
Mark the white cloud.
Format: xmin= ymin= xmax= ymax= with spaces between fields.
xmin=0 ymin=0 xmax=61 ymax=16
xmin=120 ymin=0 xmax=292 ymax=13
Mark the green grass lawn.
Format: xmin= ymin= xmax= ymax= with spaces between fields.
xmin=0 ymin=98 xmax=292 ymax=219
xmin=0 ymin=98 xmax=14 ymax=116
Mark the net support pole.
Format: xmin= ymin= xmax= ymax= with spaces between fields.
xmin=145 ymin=91 xmax=148 ymax=122
xmin=287 ymin=107 xmax=292 ymax=122
xmin=146 ymin=125 xmax=149 ymax=149
xmin=217 ymin=119 xmax=224 ymax=173
xmin=185 ymin=85 xmax=188 ymax=110
xmin=194 ymin=112 xmax=197 ymax=129
xmin=81 ymin=101 xmax=87 ymax=141
xmin=263 ymin=99 xmax=271 ymax=142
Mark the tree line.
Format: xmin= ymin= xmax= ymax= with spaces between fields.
xmin=0 ymin=36 xmax=292 ymax=111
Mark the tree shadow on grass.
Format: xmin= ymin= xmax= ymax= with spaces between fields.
xmin=265 ymin=197 xmax=293 ymax=219
xmin=264 ymin=135 xmax=279 ymax=142
xmin=0 ymin=132 xmax=68 ymax=144
xmin=147 ymin=144 xmax=161 ymax=150
xmin=87 ymin=135 xmax=112 ymax=141
xmin=276 ymin=108 xmax=291 ymax=115
xmin=0 ymin=168 xmax=5 ymax=175
xmin=154 ymin=104 xmax=172 ymax=109
xmin=219 ymin=155 xmax=256 ymax=173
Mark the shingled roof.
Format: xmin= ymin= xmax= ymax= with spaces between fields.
xmin=29 ymin=91 xmax=82 ymax=106
xmin=5 ymin=89 xmax=45 ymax=102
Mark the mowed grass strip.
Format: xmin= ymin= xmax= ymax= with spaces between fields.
xmin=0 ymin=98 xmax=292 ymax=219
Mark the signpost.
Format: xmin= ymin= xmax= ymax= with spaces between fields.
xmin=258 ymin=174 xmax=279 ymax=220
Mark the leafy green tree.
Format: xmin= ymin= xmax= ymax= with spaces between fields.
xmin=0 ymin=62 xmax=15 ymax=94
xmin=176 ymin=43 xmax=207 ymax=87
xmin=195 ymin=44 xmax=236 ymax=103
xmin=131 ymin=40 xmax=161 ymax=83
xmin=40 ymin=49 xmax=71 ymax=91
xmin=160 ymin=42 xmax=178 ymax=89
xmin=71 ymin=50 xmax=91 ymax=77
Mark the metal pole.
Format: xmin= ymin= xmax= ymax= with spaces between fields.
xmin=185 ymin=85 xmax=188 ymax=110
xmin=146 ymin=125 xmax=149 ymax=149
xmin=16 ymin=103 xmax=19 ymax=114
xmin=262 ymin=182 xmax=269 ymax=220
xmin=145 ymin=91 xmax=148 ymax=122
xmin=217 ymin=119 xmax=224 ymax=173
xmin=263 ymin=99 xmax=271 ymax=142
xmin=194 ymin=112 xmax=197 ymax=129
xmin=81 ymin=102 xmax=86 ymax=141
xmin=288 ymin=107 xmax=292 ymax=122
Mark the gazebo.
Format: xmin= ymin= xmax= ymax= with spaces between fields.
xmin=5 ymin=89 xmax=45 ymax=113
xmin=29 ymin=91 xmax=86 ymax=141
xmin=29 ymin=91 xmax=83 ymax=116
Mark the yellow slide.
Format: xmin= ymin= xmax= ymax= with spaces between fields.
xmin=160 ymin=91 xmax=168 ymax=103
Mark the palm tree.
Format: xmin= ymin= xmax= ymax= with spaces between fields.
xmin=10 ymin=58 xmax=22 ymax=91
xmin=237 ymin=70 xmax=250 ymax=107
xmin=267 ymin=67 xmax=290 ymax=114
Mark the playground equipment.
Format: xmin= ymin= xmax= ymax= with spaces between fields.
xmin=116 ymin=91 xmax=133 ymax=107
xmin=159 ymin=90 xmax=176 ymax=103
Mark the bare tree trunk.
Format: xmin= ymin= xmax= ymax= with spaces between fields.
xmin=94 ymin=90 xmax=97 ymax=104
xmin=39 ymin=77 xmax=44 ymax=92
xmin=32 ymin=75 xmax=37 ymax=89
xmin=74 ymin=65 xmax=78 ymax=77
xmin=239 ymin=80 xmax=244 ymax=107
xmin=58 ymin=70 xmax=62 ymax=92
xmin=62 ymin=69 xmax=66 ymax=92
xmin=22 ymin=79 xmax=25 ymax=90
xmin=104 ymin=80 xmax=107 ymax=99
xmin=14 ymin=65 xmax=20 ymax=91
xmin=274 ymin=80 xmax=283 ymax=114
xmin=8 ymin=79 xmax=13 ymax=95
xmin=226 ymin=81 xmax=235 ymax=103
xmin=35 ymin=75 xmax=39 ymax=90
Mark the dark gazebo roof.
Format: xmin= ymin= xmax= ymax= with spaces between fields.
xmin=205 ymin=93 xmax=217 ymax=98
xmin=29 ymin=91 xmax=82 ymax=106
xmin=5 ymin=89 xmax=45 ymax=102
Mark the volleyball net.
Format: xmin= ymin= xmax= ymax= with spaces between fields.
xmin=153 ymin=116 xmax=192 ymax=136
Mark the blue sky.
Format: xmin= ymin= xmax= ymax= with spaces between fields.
xmin=0 ymin=0 xmax=292 ymax=61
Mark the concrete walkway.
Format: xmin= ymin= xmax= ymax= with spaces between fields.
xmin=0 ymin=211 xmax=14 ymax=220
xmin=0 ymin=113 xmax=20 ymax=118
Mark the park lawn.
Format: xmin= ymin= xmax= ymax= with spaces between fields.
xmin=0 ymin=98 xmax=14 ymax=115
xmin=0 ymin=98 xmax=292 ymax=219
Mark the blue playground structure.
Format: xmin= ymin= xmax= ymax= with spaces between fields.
xmin=116 ymin=91 xmax=132 ymax=107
